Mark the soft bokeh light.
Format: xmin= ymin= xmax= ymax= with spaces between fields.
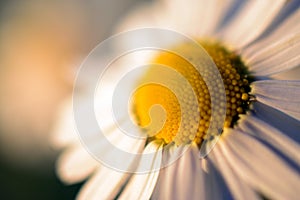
xmin=0 ymin=0 xmax=141 ymax=199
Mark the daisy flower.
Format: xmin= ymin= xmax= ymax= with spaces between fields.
xmin=53 ymin=0 xmax=300 ymax=199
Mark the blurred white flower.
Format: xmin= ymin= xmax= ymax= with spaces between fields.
xmin=54 ymin=0 xmax=300 ymax=199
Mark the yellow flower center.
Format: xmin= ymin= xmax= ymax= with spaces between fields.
xmin=132 ymin=41 xmax=251 ymax=146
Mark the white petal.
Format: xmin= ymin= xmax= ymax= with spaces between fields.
xmin=251 ymin=102 xmax=300 ymax=144
xmin=119 ymin=141 xmax=163 ymax=200
xmin=252 ymin=80 xmax=300 ymax=120
xmin=243 ymin=8 xmax=300 ymax=59
xmin=57 ymin=145 xmax=99 ymax=184
xmin=77 ymin=165 xmax=129 ymax=200
xmin=116 ymin=1 xmax=163 ymax=32
xmin=221 ymin=130 xmax=300 ymax=200
xmin=238 ymin=115 xmax=300 ymax=167
xmin=57 ymin=127 xmax=145 ymax=184
xmin=161 ymin=0 xmax=235 ymax=37
xmin=118 ymin=0 xmax=236 ymax=38
xmin=76 ymin=133 xmax=146 ymax=200
xmin=247 ymin=33 xmax=300 ymax=76
xmin=52 ymin=92 xmax=107 ymax=149
xmin=94 ymin=133 xmax=146 ymax=175
xmin=208 ymin=142 xmax=260 ymax=200
xmin=201 ymin=157 xmax=234 ymax=200
xmin=272 ymin=66 xmax=300 ymax=80
xmin=220 ymin=0 xmax=287 ymax=50
xmin=51 ymin=98 xmax=80 ymax=148
xmin=152 ymin=143 xmax=206 ymax=200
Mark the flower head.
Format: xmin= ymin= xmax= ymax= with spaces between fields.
xmin=53 ymin=0 xmax=300 ymax=199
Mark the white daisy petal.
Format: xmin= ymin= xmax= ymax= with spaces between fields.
xmin=209 ymin=142 xmax=260 ymax=200
xmin=247 ymin=32 xmax=300 ymax=76
xmin=238 ymin=115 xmax=300 ymax=167
xmin=52 ymin=93 xmax=106 ymax=149
xmin=221 ymin=130 xmax=300 ymax=200
xmin=51 ymin=98 xmax=80 ymax=148
xmin=76 ymin=132 xmax=146 ymax=200
xmin=118 ymin=0 xmax=237 ymax=38
xmin=116 ymin=1 xmax=162 ymax=32
xmin=243 ymin=8 xmax=300 ymax=59
xmin=251 ymin=102 xmax=300 ymax=144
xmin=152 ymin=143 xmax=206 ymax=200
xmin=202 ymin=158 xmax=234 ymax=200
xmin=57 ymin=127 xmax=145 ymax=184
xmin=119 ymin=141 xmax=163 ymax=200
xmin=161 ymin=0 xmax=235 ymax=37
xmin=272 ymin=66 xmax=300 ymax=80
xmin=98 ymin=133 xmax=146 ymax=172
xmin=57 ymin=145 xmax=99 ymax=184
xmin=252 ymin=80 xmax=300 ymax=120
xmin=77 ymin=165 xmax=130 ymax=200
xmin=220 ymin=0 xmax=287 ymax=49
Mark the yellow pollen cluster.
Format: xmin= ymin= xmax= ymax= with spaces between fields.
xmin=132 ymin=42 xmax=251 ymax=146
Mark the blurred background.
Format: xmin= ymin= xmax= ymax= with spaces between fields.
xmin=0 ymin=0 xmax=145 ymax=199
